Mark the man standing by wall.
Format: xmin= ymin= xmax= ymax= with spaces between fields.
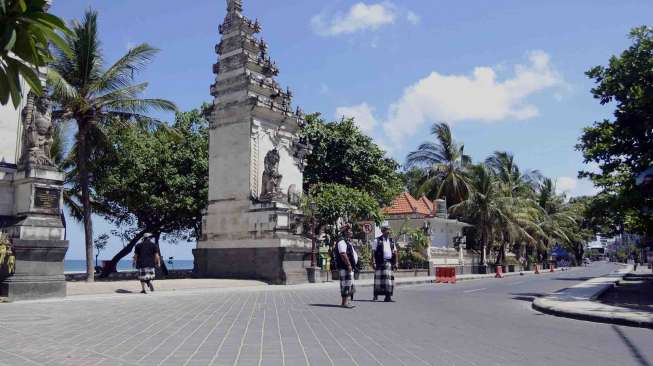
xmin=336 ymin=224 xmax=358 ymax=308
xmin=372 ymin=224 xmax=398 ymax=302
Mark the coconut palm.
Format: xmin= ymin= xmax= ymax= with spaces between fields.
xmin=450 ymin=165 xmax=507 ymax=265
xmin=47 ymin=9 xmax=176 ymax=281
xmin=406 ymin=122 xmax=471 ymax=205
xmin=485 ymin=151 xmax=542 ymax=198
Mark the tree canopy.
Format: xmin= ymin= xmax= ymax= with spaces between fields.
xmin=299 ymin=114 xmax=403 ymax=207
xmin=91 ymin=108 xmax=208 ymax=276
xmin=0 ymin=0 xmax=71 ymax=106
xmin=576 ymin=26 xmax=653 ymax=236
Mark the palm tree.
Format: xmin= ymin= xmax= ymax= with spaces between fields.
xmin=47 ymin=10 xmax=176 ymax=281
xmin=485 ymin=151 xmax=541 ymax=198
xmin=0 ymin=0 xmax=72 ymax=106
xmin=485 ymin=151 xmax=543 ymax=263
xmin=450 ymin=165 xmax=506 ymax=265
xmin=406 ymin=122 xmax=471 ymax=205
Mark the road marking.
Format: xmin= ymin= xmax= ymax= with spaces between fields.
xmin=463 ymin=288 xmax=487 ymax=293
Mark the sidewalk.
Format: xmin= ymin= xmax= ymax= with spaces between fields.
xmin=66 ymin=278 xmax=268 ymax=296
xmin=64 ymin=266 xmax=573 ymax=297
xmin=532 ymin=265 xmax=653 ymax=328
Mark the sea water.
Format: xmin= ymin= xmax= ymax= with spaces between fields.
xmin=64 ymin=259 xmax=194 ymax=273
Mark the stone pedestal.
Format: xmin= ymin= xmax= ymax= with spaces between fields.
xmin=194 ymin=244 xmax=311 ymax=285
xmin=0 ymin=239 xmax=68 ymax=300
xmin=0 ymin=166 xmax=69 ymax=301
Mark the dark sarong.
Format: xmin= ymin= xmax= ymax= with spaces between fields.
xmin=374 ymin=261 xmax=394 ymax=296
xmin=339 ymin=269 xmax=356 ymax=297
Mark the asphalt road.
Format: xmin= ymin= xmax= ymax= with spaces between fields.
xmin=0 ymin=262 xmax=650 ymax=366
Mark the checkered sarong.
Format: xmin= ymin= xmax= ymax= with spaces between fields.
xmin=374 ymin=261 xmax=394 ymax=296
xmin=339 ymin=269 xmax=355 ymax=297
xmin=138 ymin=267 xmax=156 ymax=281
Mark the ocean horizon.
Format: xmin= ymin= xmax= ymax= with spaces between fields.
xmin=64 ymin=259 xmax=194 ymax=273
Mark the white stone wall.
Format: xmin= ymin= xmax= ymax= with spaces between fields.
xmin=208 ymin=120 xmax=252 ymax=202
xmin=0 ymin=82 xmax=27 ymax=164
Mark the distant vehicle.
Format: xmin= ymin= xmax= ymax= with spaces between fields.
xmin=583 ymin=258 xmax=591 ymax=265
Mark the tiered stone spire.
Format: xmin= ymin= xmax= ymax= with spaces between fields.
xmin=211 ymin=0 xmax=305 ymax=124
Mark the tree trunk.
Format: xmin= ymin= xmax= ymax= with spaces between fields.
xmin=99 ymin=229 xmax=148 ymax=278
xmin=77 ymin=122 xmax=95 ymax=282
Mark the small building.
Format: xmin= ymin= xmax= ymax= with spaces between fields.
xmin=381 ymin=192 xmax=474 ymax=270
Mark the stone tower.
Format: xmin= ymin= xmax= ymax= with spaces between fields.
xmin=193 ymin=0 xmax=312 ymax=284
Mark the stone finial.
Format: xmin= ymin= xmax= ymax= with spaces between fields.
xmin=226 ymin=0 xmax=243 ymax=14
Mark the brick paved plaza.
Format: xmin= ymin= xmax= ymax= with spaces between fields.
xmin=1 ymin=263 xmax=652 ymax=366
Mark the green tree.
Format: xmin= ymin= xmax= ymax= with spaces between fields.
xmin=303 ymin=183 xmax=382 ymax=247
xmin=300 ymin=114 xmax=403 ymax=207
xmin=576 ymin=26 xmax=653 ymax=236
xmin=0 ymin=0 xmax=71 ymax=106
xmin=93 ymin=233 xmax=109 ymax=268
xmin=485 ymin=151 xmax=541 ymax=198
xmin=92 ymin=109 xmax=208 ymax=277
xmin=48 ymin=9 xmax=176 ymax=281
xmin=406 ymin=122 xmax=471 ymax=205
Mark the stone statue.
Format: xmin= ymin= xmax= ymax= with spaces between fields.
xmin=260 ymin=148 xmax=282 ymax=201
xmin=287 ymin=184 xmax=300 ymax=206
xmin=19 ymin=93 xmax=55 ymax=168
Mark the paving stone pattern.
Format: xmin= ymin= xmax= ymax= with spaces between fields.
xmin=0 ymin=262 xmax=652 ymax=366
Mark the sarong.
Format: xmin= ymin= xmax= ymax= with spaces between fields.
xmin=339 ymin=269 xmax=356 ymax=297
xmin=138 ymin=267 xmax=156 ymax=281
xmin=374 ymin=261 xmax=394 ymax=296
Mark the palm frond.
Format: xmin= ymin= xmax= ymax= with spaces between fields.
xmin=93 ymin=43 xmax=159 ymax=92
xmin=103 ymin=98 xmax=177 ymax=114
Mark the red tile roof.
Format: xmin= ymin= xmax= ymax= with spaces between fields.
xmin=383 ymin=192 xmax=437 ymax=217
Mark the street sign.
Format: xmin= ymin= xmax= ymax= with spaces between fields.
xmin=362 ymin=223 xmax=373 ymax=234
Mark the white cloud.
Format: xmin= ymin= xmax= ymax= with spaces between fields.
xmin=382 ymin=50 xmax=564 ymax=142
xmin=556 ymin=177 xmax=578 ymax=194
xmin=336 ymin=103 xmax=378 ymax=134
xmin=406 ymin=11 xmax=421 ymax=25
xmin=556 ymin=176 xmax=599 ymax=197
xmin=311 ymin=2 xmax=397 ymax=36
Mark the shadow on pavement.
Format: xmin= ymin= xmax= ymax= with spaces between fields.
xmin=612 ymin=325 xmax=651 ymax=366
xmin=552 ymin=277 xmax=594 ymax=281
xmin=309 ymin=304 xmax=347 ymax=308
xmin=512 ymin=296 xmax=538 ymax=302
xmin=115 ymin=289 xmax=134 ymax=294
xmin=511 ymin=292 xmax=546 ymax=298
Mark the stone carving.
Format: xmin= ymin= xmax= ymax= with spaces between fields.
xmin=292 ymin=138 xmax=311 ymax=172
xmin=260 ymin=148 xmax=282 ymax=201
xmin=287 ymin=184 xmax=300 ymax=206
xmin=19 ymin=92 xmax=55 ymax=168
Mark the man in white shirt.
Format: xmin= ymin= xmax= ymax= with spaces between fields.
xmin=336 ymin=224 xmax=357 ymax=309
xmin=372 ymin=224 xmax=398 ymax=302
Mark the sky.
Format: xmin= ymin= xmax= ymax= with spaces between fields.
xmin=48 ymin=0 xmax=652 ymax=260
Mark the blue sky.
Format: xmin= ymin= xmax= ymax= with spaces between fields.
xmin=50 ymin=0 xmax=652 ymax=260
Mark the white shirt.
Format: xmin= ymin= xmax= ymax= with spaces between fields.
xmin=337 ymin=240 xmax=358 ymax=265
xmin=377 ymin=237 xmax=396 ymax=260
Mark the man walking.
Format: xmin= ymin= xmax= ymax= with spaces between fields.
xmin=372 ymin=225 xmax=398 ymax=302
xmin=133 ymin=235 xmax=161 ymax=294
xmin=336 ymin=224 xmax=358 ymax=309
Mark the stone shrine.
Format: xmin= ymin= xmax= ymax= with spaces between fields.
xmin=0 ymin=90 xmax=69 ymax=301
xmin=193 ymin=0 xmax=312 ymax=284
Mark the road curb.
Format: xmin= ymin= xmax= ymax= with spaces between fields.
xmin=357 ymin=267 xmax=575 ymax=289
xmin=532 ymin=266 xmax=653 ymax=329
